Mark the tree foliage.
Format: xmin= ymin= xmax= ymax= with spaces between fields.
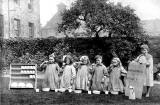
xmin=58 ymin=0 xmax=146 ymax=38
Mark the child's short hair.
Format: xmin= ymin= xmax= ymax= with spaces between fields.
xmin=112 ymin=57 xmax=121 ymax=67
xmin=49 ymin=53 xmax=55 ymax=58
xmin=95 ymin=55 xmax=102 ymax=60
xmin=80 ymin=56 xmax=90 ymax=65
xmin=140 ymin=44 xmax=149 ymax=51
xmin=63 ymin=55 xmax=73 ymax=65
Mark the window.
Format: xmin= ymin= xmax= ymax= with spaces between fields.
xmin=0 ymin=15 xmax=4 ymax=38
xmin=14 ymin=19 xmax=20 ymax=37
xmin=28 ymin=0 xmax=33 ymax=10
xmin=29 ymin=22 xmax=34 ymax=38
xmin=14 ymin=0 xmax=20 ymax=6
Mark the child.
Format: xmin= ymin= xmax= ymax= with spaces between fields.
xmin=40 ymin=53 xmax=60 ymax=91
xmin=91 ymin=55 xmax=109 ymax=93
xmin=75 ymin=56 xmax=92 ymax=92
xmin=108 ymin=57 xmax=127 ymax=94
xmin=60 ymin=55 xmax=76 ymax=92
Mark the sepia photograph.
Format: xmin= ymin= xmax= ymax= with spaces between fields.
xmin=1 ymin=0 xmax=160 ymax=105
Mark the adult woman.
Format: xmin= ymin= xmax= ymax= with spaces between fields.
xmin=134 ymin=44 xmax=153 ymax=97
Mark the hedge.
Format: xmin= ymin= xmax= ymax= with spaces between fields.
xmin=1 ymin=37 xmax=146 ymax=69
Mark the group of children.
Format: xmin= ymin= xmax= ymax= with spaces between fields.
xmin=40 ymin=53 xmax=127 ymax=94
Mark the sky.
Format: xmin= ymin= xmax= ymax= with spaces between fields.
xmin=40 ymin=0 xmax=160 ymax=26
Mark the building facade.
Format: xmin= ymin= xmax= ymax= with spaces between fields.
xmin=41 ymin=3 xmax=66 ymax=38
xmin=0 ymin=0 xmax=40 ymax=39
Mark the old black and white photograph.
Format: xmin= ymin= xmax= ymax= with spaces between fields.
xmin=1 ymin=0 xmax=160 ymax=105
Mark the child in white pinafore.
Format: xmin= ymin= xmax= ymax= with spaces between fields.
xmin=60 ymin=55 xmax=76 ymax=92
xmin=108 ymin=57 xmax=127 ymax=94
xmin=75 ymin=56 xmax=92 ymax=92
xmin=40 ymin=53 xmax=60 ymax=91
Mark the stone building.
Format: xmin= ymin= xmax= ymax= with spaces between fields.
xmin=0 ymin=0 xmax=40 ymax=39
xmin=41 ymin=3 xmax=66 ymax=38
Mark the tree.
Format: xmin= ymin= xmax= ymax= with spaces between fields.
xmin=58 ymin=0 xmax=146 ymax=38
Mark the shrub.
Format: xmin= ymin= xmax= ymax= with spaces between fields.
xmin=2 ymin=37 xmax=147 ymax=68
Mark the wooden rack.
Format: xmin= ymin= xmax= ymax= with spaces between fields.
xmin=9 ymin=64 xmax=37 ymax=90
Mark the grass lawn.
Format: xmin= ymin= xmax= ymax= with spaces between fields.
xmin=1 ymin=77 xmax=160 ymax=105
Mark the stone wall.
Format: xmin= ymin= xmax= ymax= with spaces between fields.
xmin=1 ymin=0 xmax=40 ymax=39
